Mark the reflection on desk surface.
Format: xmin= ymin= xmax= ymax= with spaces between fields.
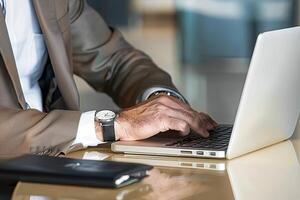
xmin=11 ymin=140 xmax=300 ymax=200
xmin=228 ymin=140 xmax=300 ymax=200
xmin=111 ymin=154 xmax=227 ymax=171
xmin=12 ymin=167 xmax=232 ymax=200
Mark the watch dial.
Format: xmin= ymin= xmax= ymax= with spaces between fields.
xmin=96 ymin=110 xmax=116 ymax=121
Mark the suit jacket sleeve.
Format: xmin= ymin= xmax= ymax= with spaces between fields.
xmin=0 ymin=105 xmax=81 ymax=156
xmin=69 ymin=0 xmax=179 ymax=108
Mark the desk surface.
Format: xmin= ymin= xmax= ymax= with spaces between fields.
xmin=11 ymin=124 xmax=300 ymax=200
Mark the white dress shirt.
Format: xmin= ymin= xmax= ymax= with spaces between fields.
xmin=0 ymin=0 xmax=101 ymax=147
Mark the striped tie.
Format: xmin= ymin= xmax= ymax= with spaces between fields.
xmin=0 ymin=0 xmax=5 ymax=15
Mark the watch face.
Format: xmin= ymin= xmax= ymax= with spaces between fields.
xmin=96 ymin=110 xmax=116 ymax=122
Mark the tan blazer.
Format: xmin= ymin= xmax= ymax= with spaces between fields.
xmin=0 ymin=0 xmax=177 ymax=156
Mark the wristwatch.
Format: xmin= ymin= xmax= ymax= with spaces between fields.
xmin=137 ymin=86 xmax=188 ymax=104
xmin=95 ymin=110 xmax=117 ymax=142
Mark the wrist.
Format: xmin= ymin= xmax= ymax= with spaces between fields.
xmin=114 ymin=113 xmax=130 ymax=141
xmin=95 ymin=114 xmax=127 ymax=141
xmin=94 ymin=121 xmax=104 ymax=141
xmin=95 ymin=110 xmax=118 ymax=142
xmin=138 ymin=86 xmax=188 ymax=104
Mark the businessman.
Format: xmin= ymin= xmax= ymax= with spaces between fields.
xmin=0 ymin=0 xmax=217 ymax=156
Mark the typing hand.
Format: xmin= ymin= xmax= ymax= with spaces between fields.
xmin=114 ymin=95 xmax=218 ymax=141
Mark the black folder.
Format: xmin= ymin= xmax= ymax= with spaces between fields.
xmin=0 ymin=154 xmax=153 ymax=188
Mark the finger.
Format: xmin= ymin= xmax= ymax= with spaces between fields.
xmin=154 ymin=95 xmax=192 ymax=112
xmin=198 ymin=113 xmax=218 ymax=128
xmin=162 ymin=97 xmax=218 ymax=130
xmin=199 ymin=116 xmax=215 ymax=131
xmin=202 ymin=113 xmax=218 ymax=127
xmin=204 ymin=121 xmax=215 ymax=131
xmin=210 ymin=118 xmax=219 ymax=127
xmin=153 ymin=96 xmax=215 ymax=137
xmin=159 ymin=105 xmax=210 ymax=137
xmin=160 ymin=116 xmax=190 ymax=136
xmin=199 ymin=128 xmax=210 ymax=138
xmin=162 ymin=111 xmax=209 ymax=138
xmin=156 ymin=96 xmax=215 ymax=129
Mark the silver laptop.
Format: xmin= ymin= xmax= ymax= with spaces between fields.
xmin=112 ymin=27 xmax=300 ymax=159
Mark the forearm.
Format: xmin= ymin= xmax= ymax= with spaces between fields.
xmin=104 ymin=47 xmax=179 ymax=107
xmin=70 ymin=1 xmax=179 ymax=108
xmin=73 ymin=28 xmax=179 ymax=108
xmin=0 ymin=106 xmax=81 ymax=156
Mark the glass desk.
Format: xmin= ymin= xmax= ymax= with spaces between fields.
xmin=10 ymin=127 xmax=300 ymax=200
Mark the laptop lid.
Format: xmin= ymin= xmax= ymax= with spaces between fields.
xmin=227 ymin=27 xmax=300 ymax=159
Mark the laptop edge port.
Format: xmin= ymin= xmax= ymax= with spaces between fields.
xmin=210 ymin=152 xmax=216 ymax=156
xmin=180 ymin=150 xmax=192 ymax=154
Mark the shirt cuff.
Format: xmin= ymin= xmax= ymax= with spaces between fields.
xmin=72 ymin=110 xmax=105 ymax=148
xmin=137 ymin=86 xmax=188 ymax=104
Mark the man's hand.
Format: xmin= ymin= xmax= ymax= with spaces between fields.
xmin=114 ymin=95 xmax=218 ymax=141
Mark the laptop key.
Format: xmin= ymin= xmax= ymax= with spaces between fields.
xmin=165 ymin=125 xmax=233 ymax=149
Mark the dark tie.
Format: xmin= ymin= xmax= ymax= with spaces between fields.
xmin=38 ymin=58 xmax=64 ymax=112
xmin=0 ymin=0 xmax=5 ymax=16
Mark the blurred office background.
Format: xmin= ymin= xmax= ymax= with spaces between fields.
xmin=76 ymin=0 xmax=299 ymax=128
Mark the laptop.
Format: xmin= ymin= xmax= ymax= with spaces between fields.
xmin=112 ymin=27 xmax=300 ymax=159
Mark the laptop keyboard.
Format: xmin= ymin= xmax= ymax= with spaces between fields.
xmin=165 ymin=125 xmax=233 ymax=150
